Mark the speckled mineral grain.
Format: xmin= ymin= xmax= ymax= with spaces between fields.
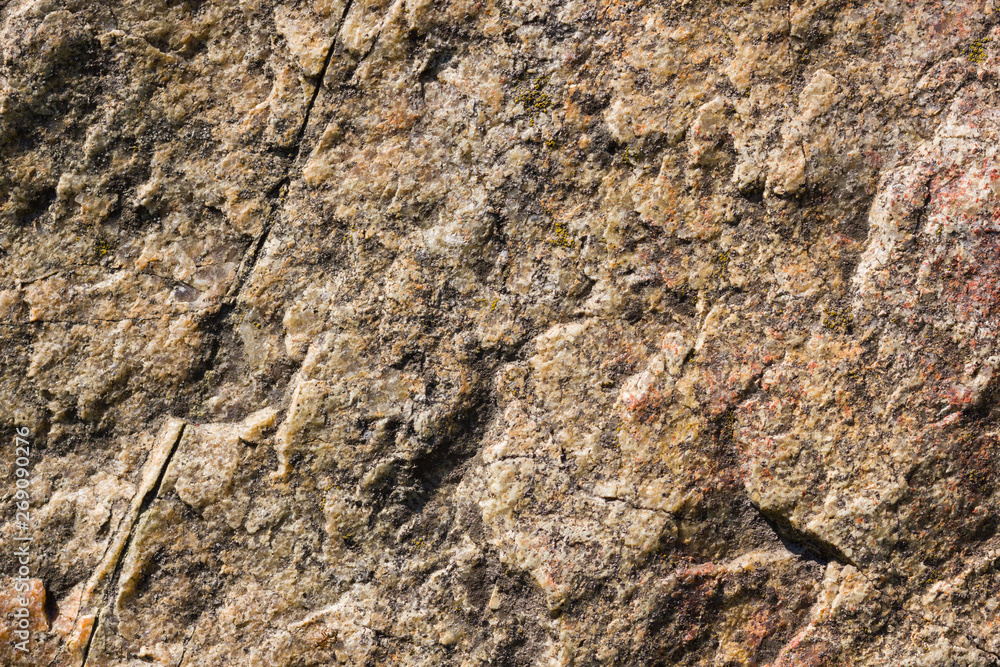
xmin=2 ymin=0 xmax=1000 ymax=665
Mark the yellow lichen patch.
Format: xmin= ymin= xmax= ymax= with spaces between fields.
xmin=822 ymin=305 xmax=853 ymax=332
xmin=551 ymin=219 xmax=574 ymax=249
xmin=968 ymin=36 xmax=991 ymax=64
xmin=513 ymin=73 xmax=552 ymax=115
xmin=95 ymin=238 xmax=113 ymax=257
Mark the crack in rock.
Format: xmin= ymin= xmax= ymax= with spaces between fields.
xmin=78 ymin=419 xmax=187 ymax=667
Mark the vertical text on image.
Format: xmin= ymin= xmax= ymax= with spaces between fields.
xmin=10 ymin=426 xmax=32 ymax=654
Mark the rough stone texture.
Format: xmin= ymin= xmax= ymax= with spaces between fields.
xmin=2 ymin=0 xmax=1000 ymax=665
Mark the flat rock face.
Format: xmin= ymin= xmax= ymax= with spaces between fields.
xmin=2 ymin=0 xmax=1000 ymax=665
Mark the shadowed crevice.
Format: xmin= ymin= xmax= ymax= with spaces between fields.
xmin=749 ymin=500 xmax=1000 ymax=665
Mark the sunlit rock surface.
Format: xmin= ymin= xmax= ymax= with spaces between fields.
xmin=2 ymin=0 xmax=1000 ymax=665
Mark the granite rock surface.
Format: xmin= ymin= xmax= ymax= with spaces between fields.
xmin=2 ymin=0 xmax=1000 ymax=665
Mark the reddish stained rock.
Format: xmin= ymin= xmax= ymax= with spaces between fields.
xmin=0 ymin=578 xmax=54 ymax=665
